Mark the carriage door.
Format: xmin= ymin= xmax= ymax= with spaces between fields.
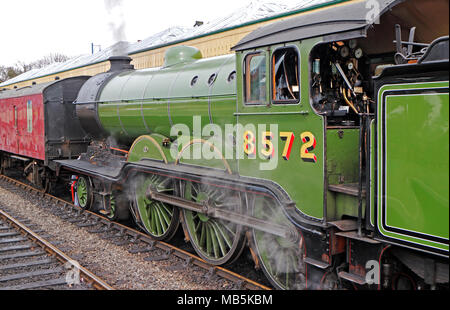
xmin=16 ymin=97 xmax=29 ymax=156
xmin=23 ymin=99 xmax=33 ymax=157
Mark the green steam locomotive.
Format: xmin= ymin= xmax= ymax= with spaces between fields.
xmin=42 ymin=0 xmax=450 ymax=289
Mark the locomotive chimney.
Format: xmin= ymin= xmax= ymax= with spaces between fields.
xmin=108 ymin=56 xmax=134 ymax=72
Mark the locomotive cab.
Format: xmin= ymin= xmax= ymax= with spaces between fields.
xmin=307 ymin=0 xmax=449 ymax=229
xmin=233 ymin=0 xmax=449 ymax=226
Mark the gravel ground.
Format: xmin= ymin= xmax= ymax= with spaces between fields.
xmin=0 ymin=183 xmax=237 ymax=290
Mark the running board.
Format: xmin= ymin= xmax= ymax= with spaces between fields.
xmin=10 ymin=155 xmax=31 ymax=162
xmin=338 ymin=271 xmax=367 ymax=285
xmin=304 ymin=257 xmax=330 ymax=269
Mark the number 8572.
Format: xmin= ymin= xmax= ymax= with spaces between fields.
xmin=243 ymin=131 xmax=317 ymax=163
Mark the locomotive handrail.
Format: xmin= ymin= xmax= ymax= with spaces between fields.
xmin=73 ymin=93 xmax=236 ymax=105
xmin=393 ymin=40 xmax=429 ymax=48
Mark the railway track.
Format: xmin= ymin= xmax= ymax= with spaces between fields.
xmin=0 ymin=206 xmax=113 ymax=290
xmin=0 ymin=174 xmax=271 ymax=290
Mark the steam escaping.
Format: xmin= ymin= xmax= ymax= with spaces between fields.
xmin=104 ymin=0 xmax=128 ymax=56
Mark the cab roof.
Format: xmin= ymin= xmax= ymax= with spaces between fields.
xmin=232 ymin=0 xmax=400 ymax=51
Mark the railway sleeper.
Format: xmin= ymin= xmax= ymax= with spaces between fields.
xmin=0 ymin=232 xmax=20 ymax=238
xmin=0 ymin=244 xmax=34 ymax=253
xmin=0 ymin=237 xmax=28 ymax=244
xmin=0 ymin=267 xmax=63 ymax=283
xmin=0 ymin=258 xmax=56 ymax=271
xmin=144 ymin=248 xmax=174 ymax=262
xmin=0 ymin=277 xmax=69 ymax=291
xmin=128 ymin=246 xmax=154 ymax=254
xmin=0 ymin=250 xmax=46 ymax=261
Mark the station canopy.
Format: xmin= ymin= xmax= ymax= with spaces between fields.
xmin=0 ymin=0 xmax=331 ymax=87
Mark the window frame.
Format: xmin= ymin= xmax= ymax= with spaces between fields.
xmin=27 ymin=100 xmax=33 ymax=133
xmin=270 ymin=45 xmax=301 ymax=106
xmin=14 ymin=106 xmax=18 ymax=128
xmin=243 ymin=51 xmax=268 ymax=106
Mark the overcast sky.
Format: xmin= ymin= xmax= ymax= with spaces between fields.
xmin=0 ymin=0 xmax=310 ymax=67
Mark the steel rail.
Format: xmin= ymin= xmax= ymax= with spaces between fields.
xmin=0 ymin=174 xmax=271 ymax=291
xmin=0 ymin=207 xmax=114 ymax=290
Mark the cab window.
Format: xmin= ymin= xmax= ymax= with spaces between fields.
xmin=244 ymin=52 xmax=266 ymax=105
xmin=272 ymin=47 xmax=300 ymax=104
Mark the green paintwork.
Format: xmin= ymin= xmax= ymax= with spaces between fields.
xmin=335 ymin=192 xmax=365 ymax=219
xmin=164 ymin=46 xmax=202 ymax=67
xmin=98 ymin=49 xmax=236 ymax=142
xmin=326 ymin=128 xmax=360 ymax=221
xmin=127 ymin=134 xmax=170 ymax=163
xmin=135 ymin=175 xmax=176 ymax=238
xmin=98 ymin=38 xmax=326 ymax=220
xmin=234 ymin=39 xmax=325 ymax=220
xmin=77 ymin=176 xmax=88 ymax=208
xmin=370 ymin=119 xmax=375 ymax=227
xmin=326 ymin=129 xmax=359 ymax=185
xmin=377 ymin=81 xmax=449 ymax=252
xmin=176 ymin=134 xmax=238 ymax=172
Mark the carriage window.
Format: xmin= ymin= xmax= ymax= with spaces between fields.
xmin=272 ymin=47 xmax=300 ymax=104
xmin=27 ymin=100 xmax=33 ymax=133
xmin=244 ymin=53 xmax=266 ymax=105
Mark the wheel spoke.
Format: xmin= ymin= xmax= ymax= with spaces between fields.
xmin=108 ymin=193 xmax=116 ymax=219
xmin=209 ymin=224 xmax=220 ymax=259
xmin=210 ymin=221 xmax=228 ymax=257
xmin=156 ymin=202 xmax=171 ymax=227
xmin=183 ymin=182 xmax=245 ymax=265
xmin=154 ymin=207 xmax=162 ymax=236
xmin=150 ymin=207 xmax=157 ymax=234
xmin=212 ymin=220 xmax=233 ymax=249
xmin=199 ymin=223 xmax=206 ymax=247
xmin=192 ymin=184 xmax=199 ymax=195
xmin=194 ymin=221 xmax=202 ymax=233
xmin=161 ymin=203 xmax=173 ymax=218
xmin=206 ymin=223 xmax=213 ymax=255
xmin=220 ymin=222 xmax=236 ymax=239
xmin=135 ymin=175 xmax=179 ymax=240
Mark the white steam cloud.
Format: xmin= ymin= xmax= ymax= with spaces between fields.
xmin=104 ymin=0 xmax=128 ymax=56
